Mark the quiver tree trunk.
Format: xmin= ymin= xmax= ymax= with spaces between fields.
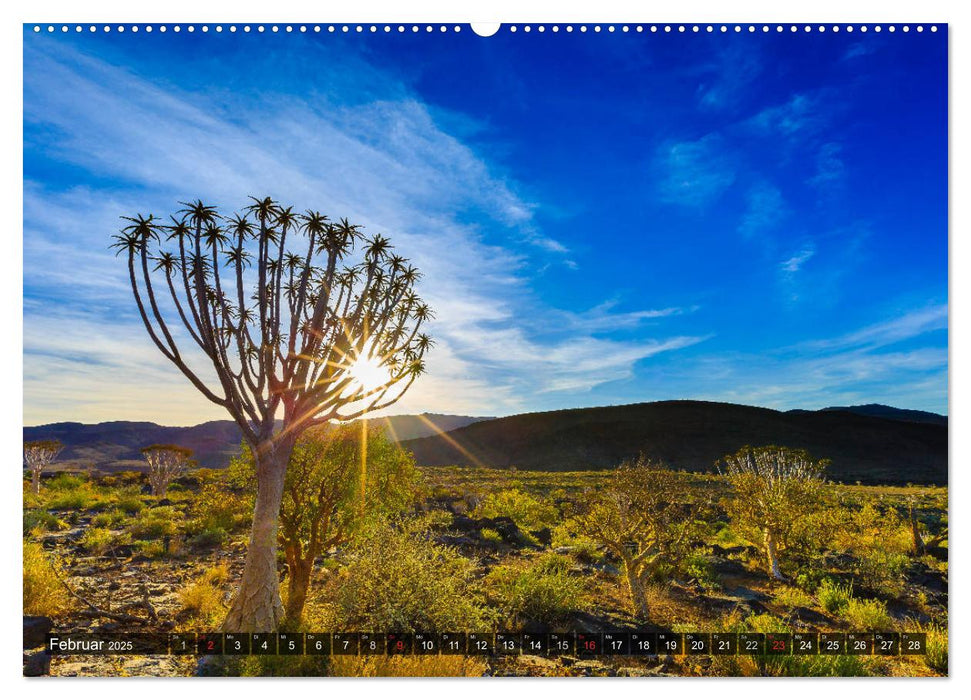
xmin=764 ymin=528 xmax=784 ymax=580
xmin=149 ymin=474 xmax=167 ymax=498
xmin=31 ymin=468 xmax=41 ymax=495
xmin=623 ymin=559 xmax=650 ymax=619
xmin=223 ymin=439 xmax=292 ymax=632
xmin=909 ymin=501 xmax=926 ymax=555
xmin=284 ymin=556 xmax=313 ymax=625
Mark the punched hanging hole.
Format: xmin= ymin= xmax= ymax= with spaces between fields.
xmin=471 ymin=23 xmax=501 ymax=37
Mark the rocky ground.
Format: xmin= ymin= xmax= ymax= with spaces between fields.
xmin=24 ymin=474 xmax=948 ymax=678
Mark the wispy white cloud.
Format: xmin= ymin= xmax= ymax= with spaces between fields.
xmin=843 ymin=42 xmax=876 ymax=61
xmin=656 ymin=134 xmax=736 ymax=208
xmin=696 ymin=43 xmax=763 ymax=112
xmin=23 ymin=41 xmax=698 ymax=424
xmin=638 ymin=306 xmax=948 ymax=413
xmin=738 ymin=181 xmax=787 ymax=239
xmin=807 ymin=142 xmax=846 ymax=189
xmin=780 ymin=246 xmax=816 ymax=274
xmin=803 ymin=304 xmax=948 ymax=352
xmin=747 ymin=92 xmax=826 ymax=140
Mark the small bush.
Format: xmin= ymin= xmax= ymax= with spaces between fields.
xmin=923 ymin=623 xmax=948 ymax=674
xmin=329 ymin=519 xmax=490 ymax=633
xmin=23 ymin=540 xmax=73 ymax=617
xmin=127 ymin=507 xmax=179 ymax=539
xmin=682 ymin=551 xmax=720 ymax=590
xmin=842 ymin=597 xmax=894 ymax=631
xmin=46 ymin=474 xmax=86 ymax=491
xmin=81 ymin=527 xmax=127 ymax=555
xmin=91 ymin=509 xmax=127 ymax=528
xmin=179 ymin=564 xmax=230 ymax=626
xmin=47 ymin=490 xmax=96 ymax=511
xmin=133 ymin=540 xmax=167 ymax=559
xmin=23 ymin=509 xmax=68 ymax=535
xmin=479 ymin=527 xmax=502 ymax=544
xmin=188 ymin=484 xmax=252 ymax=535
xmin=189 ymin=527 xmax=228 ymax=549
xmin=856 ymin=550 xmax=909 ymax=598
xmin=112 ymin=488 xmax=146 ymax=515
xmin=485 ymin=552 xmax=585 ymax=627
xmin=773 ymin=586 xmax=814 ymax=610
xmin=817 ymin=579 xmax=853 ymax=616
xmin=329 ymin=654 xmax=486 ymax=677
xmin=472 ymin=489 xmax=558 ymax=531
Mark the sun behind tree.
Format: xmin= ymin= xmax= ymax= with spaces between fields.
xmin=112 ymin=197 xmax=432 ymax=631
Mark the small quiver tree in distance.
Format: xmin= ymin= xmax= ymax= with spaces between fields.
xmin=227 ymin=422 xmax=420 ymax=625
xmin=576 ymin=457 xmax=700 ymax=620
xmin=720 ymin=445 xmax=828 ymax=581
xmin=112 ymin=197 xmax=432 ymax=631
xmin=141 ymin=444 xmax=194 ymax=498
xmin=24 ymin=439 xmax=62 ymax=495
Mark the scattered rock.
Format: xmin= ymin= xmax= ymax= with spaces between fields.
xmin=24 ymin=616 xmax=53 ymax=649
xmin=789 ymin=606 xmax=831 ymax=626
xmin=530 ymin=527 xmax=553 ymax=546
xmin=23 ymin=648 xmax=51 ymax=677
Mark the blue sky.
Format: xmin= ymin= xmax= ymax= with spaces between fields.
xmin=23 ymin=25 xmax=948 ymax=424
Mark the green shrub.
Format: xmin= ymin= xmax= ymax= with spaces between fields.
xmin=179 ymin=564 xmax=230 ymax=627
xmin=23 ymin=509 xmax=68 ymax=535
xmin=330 ymin=519 xmax=490 ymax=633
xmin=485 ymin=552 xmax=585 ymax=627
xmin=127 ymin=507 xmax=179 ymax=539
xmin=682 ymin=550 xmax=720 ymax=590
xmin=189 ymin=527 xmax=228 ymax=549
xmin=47 ymin=490 xmax=96 ymax=511
xmin=112 ymin=488 xmax=146 ymax=515
xmin=46 ymin=474 xmax=86 ymax=491
xmin=91 ymin=509 xmax=127 ymax=528
xmin=773 ymin=586 xmax=814 ymax=610
xmin=745 ymin=612 xmax=789 ymax=633
xmin=187 ymin=483 xmax=252 ymax=535
xmin=764 ymin=653 xmax=875 ymax=677
xmin=817 ymin=579 xmax=853 ymax=616
xmin=472 ymin=489 xmax=558 ymax=531
xmin=923 ymin=623 xmax=948 ymax=674
xmin=81 ymin=526 xmax=128 ymax=555
xmin=479 ymin=527 xmax=502 ymax=544
xmin=856 ymin=550 xmax=909 ymax=598
xmin=842 ymin=597 xmax=894 ymax=631
xmin=23 ymin=540 xmax=73 ymax=617
xmin=133 ymin=540 xmax=167 ymax=559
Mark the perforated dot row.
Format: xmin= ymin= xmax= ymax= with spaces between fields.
xmin=507 ymin=24 xmax=937 ymax=33
xmin=30 ymin=24 xmax=940 ymax=35
xmin=32 ymin=25 xmax=466 ymax=34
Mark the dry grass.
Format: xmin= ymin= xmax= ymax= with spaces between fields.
xmin=329 ymin=654 xmax=487 ymax=677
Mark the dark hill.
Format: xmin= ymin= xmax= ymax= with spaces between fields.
xmin=401 ymin=400 xmax=947 ymax=485
xmin=819 ymin=404 xmax=947 ymax=426
xmin=23 ymin=413 xmax=489 ymax=471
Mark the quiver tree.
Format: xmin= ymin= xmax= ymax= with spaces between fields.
xmin=720 ymin=445 xmax=828 ymax=581
xmin=111 ymin=197 xmax=432 ymax=631
xmin=228 ymin=423 xmax=418 ymax=624
xmin=141 ymin=444 xmax=194 ymax=498
xmin=905 ymin=495 xmax=948 ymax=556
xmin=24 ymin=439 xmax=62 ymax=495
xmin=576 ymin=458 xmax=700 ymax=619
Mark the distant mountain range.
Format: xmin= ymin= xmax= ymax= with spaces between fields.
xmin=23 ymin=413 xmax=490 ymax=472
xmin=400 ymin=401 xmax=947 ymax=486
xmin=24 ymin=402 xmax=946 ymax=485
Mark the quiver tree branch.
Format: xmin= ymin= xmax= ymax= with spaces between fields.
xmin=140 ymin=444 xmax=194 ymax=498
xmin=112 ymin=196 xmax=432 ymax=632
xmin=720 ymin=445 xmax=828 ymax=581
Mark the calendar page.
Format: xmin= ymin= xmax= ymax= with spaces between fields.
xmin=22 ymin=20 xmax=947 ymax=679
